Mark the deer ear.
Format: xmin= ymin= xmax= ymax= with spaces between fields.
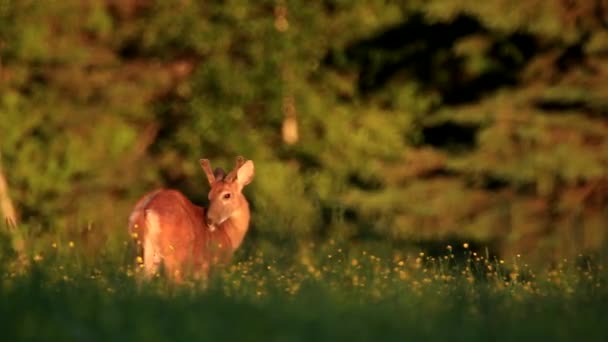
xmin=214 ymin=167 xmax=226 ymax=181
xmin=236 ymin=160 xmax=254 ymax=189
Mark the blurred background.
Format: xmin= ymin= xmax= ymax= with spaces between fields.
xmin=1 ymin=0 xmax=607 ymax=263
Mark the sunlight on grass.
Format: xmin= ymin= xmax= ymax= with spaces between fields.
xmin=1 ymin=236 xmax=606 ymax=341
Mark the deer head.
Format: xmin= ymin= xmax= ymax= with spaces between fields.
xmin=200 ymin=156 xmax=255 ymax=231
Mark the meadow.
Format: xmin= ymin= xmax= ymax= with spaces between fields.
xmin=2 ymin=3 xmax=608 ymax=340
xmin=1 ymin=230 xmax=606 ymax=341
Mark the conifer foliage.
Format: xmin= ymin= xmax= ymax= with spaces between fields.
xmin=1 ymin=1 xmax=607 ymax=259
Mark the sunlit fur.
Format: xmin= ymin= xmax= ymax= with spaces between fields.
xmin=128 ymin=158 xmax=254 ymax=282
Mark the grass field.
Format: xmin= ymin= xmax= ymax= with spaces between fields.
xmin=1 ymin=232 xmax=607 ymax=341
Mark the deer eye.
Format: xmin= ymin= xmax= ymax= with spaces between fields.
xmin=223 ymin=193 xmax=231 ymax=199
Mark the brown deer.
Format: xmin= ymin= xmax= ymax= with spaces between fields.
xmin=128 ymin=156 xmax=254 ymax=281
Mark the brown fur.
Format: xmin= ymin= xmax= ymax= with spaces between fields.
xmin=128 ymin=158 xmax=254 ymax=281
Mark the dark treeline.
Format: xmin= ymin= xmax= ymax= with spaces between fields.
xmin=1 ymin=1 xmax=607 ymax=262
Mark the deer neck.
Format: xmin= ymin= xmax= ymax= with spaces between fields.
xmin=219 ymin=198 xmax=250 ymax=251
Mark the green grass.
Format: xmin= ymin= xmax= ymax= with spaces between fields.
xmin=1 ymin=236 xmax=607 ymax=341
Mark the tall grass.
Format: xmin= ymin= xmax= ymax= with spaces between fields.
xmin=1 ymin=230 xmax=606 ymax=341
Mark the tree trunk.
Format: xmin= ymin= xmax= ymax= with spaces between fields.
xmin=0 ymin=152 xmax=25 ymax=263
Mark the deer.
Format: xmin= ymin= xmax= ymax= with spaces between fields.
xmin=128 ymin=156 xmax=255 ymax=281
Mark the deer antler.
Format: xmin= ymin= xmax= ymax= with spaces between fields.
xmin=200 ymin=159 xmax=215 ymax=185
xmin=225 ymin=156 xmax=245 ymax=183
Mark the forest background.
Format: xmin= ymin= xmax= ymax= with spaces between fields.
xmin=1 ymin=0 xmax=608 ymax=264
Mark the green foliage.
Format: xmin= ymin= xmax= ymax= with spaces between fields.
xmin=1 ymin=0 xmax=607 ymax=261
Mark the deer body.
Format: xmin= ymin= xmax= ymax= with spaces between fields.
xmin=128 ymin=157 xmax=254 ymax=280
